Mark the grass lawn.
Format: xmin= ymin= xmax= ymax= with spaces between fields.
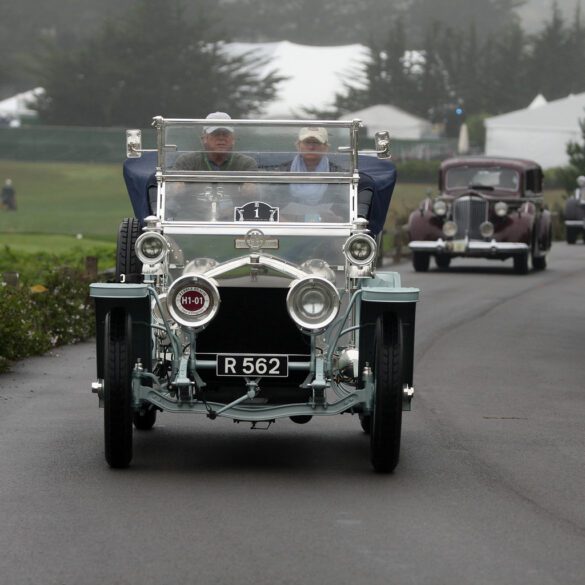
xmin=0 ymin=160 xmax=131 ymax=240
xmin=0 ymin=233 xmax=116 ymax=255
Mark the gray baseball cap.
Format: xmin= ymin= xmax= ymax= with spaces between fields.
xmin=204 ymin=112 xmax=234 ymax=134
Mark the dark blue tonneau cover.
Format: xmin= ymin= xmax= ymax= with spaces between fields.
xmin=123 ymin=152 xmax=396 ymax=235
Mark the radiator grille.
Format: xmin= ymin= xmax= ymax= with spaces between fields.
xmin=452 ymin=196 xmax=488 ymax=239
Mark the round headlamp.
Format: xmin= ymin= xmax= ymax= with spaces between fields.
xmin=432 ymin=199 xmax=447 ymax=216
xmin=167 ymin=274 xmax=220 ymax=329
xmin=443 ymin=221 xmax=458 ymax=238
xmin=287 ymin=276 xmax=340 ymax=333
xmin=343 ymin=234 xmax=377 ymax=266
xmin=135 ymin=232 xmax=167 ymax=264
xmin=480 ymin=221 xmax=495 ymax=238
xmin=494 ymin=201 xmax=508 ymax=217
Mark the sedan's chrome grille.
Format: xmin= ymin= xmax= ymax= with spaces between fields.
xmin=452 ymin=196 xmax=488 ymax=239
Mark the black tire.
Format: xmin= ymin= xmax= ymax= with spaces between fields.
xmin=116 ymin=218 xmax=143 ymax=283
xmin=359 ymin=414 xmax=371 ymax=434
xmin=104 ymin=309 xmax=133 ymax=468
xmin=412 ymin=252 xmax=430 ymax=272
xmin=435 ymin=255 xmax=451 ymax=270
xmin=290 ymin=415 xmax=312 ymax=424
xmin=370 ymin=315 xmax=403 ymax=473
xmin=513 ymin=253 xmax=529 ymax=275
xmin=566 ymin=227 xmax=578 ymax=244
xmin=532 ymin=255 xmax=547 ymax=271
xmin=133 ymin=408 xmax=157 ymax=430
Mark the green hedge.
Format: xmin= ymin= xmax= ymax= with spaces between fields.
xmin=395 ymin=159 xmax=440 ymax=183
xmin=0 ymin=249 xmax=105 ymax=373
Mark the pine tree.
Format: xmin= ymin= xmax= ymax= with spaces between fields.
xmin=32 ymin=0 xmax=283 ymax=126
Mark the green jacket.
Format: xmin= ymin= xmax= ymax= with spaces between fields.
xmin=173 ymin=152 xmax=258 ymax=171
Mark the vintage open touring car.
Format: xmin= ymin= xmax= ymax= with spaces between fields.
xmin=407 ymin=156 xmax=552 ymax=274
xmin=90 ymin=116 xmax=419 ymax=473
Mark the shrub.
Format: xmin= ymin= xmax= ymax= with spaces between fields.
xmin=0 ymin=251 xmax=100 ymax=373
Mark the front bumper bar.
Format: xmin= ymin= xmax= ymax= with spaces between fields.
xmin=409 ymin=238 xmax=528 ymax=256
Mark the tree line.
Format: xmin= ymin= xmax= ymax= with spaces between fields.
xmin=2 ymin=0 xmax=583 ymax=129
xmin=321 ymin=3 xmax=584 ymax=136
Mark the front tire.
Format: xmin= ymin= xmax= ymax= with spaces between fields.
xmin=104 ymin=309 xmax=133 ymax=468
xmin=133 ymin=408 xmax=157 ymax=430
xmin=412 ymin=252 xmax=430 ymax=272
xmin=566 ymin=227 xmax=578 ymax=244
xmin=532 ymin=255 xmax=547 ymax=271
xmin=435 ymin=254 xmax=451 ymax=270
xmin=370 ymin=315 xmax=403 ymax=473
xmin=513 ymin=253 xmax=529 ymax=275
xmin=359 ymin=414 xmax=371 ymax=434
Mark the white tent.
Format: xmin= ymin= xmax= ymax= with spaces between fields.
xmin=484 ymin=92 xmax=585 ymax=168
xmin=224 ymin=41 xmax=369 ymax=118
xmin=527 ymin=93 xmax=547 ymax=109
xmin=342 ymin=104 xmax=434 ymax=140
xmin=0 ymin=87 xmax=44 ymax=126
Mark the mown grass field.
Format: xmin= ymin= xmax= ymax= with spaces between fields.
xmin=0 ymin=160 xmax=131 ymax=240
xmin=0 ymin=159 xmax=567 ymax=254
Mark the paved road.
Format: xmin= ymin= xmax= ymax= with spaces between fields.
xmin=1 ymin=244 xmax=584 ymax=585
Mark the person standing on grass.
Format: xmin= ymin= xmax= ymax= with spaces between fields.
xmin=1 ymin=178 xmax=16 ymax=210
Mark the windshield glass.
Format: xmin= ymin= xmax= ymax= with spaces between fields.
xmin=158 ymin=120 xmax=355 ymax=224
xmin=161 ymin=122 xmax=353 ymax=174
xmin=163 ymin=181 xmax=350 ymax=223
xmin=445 ymin=166 xmax=520 ymax=192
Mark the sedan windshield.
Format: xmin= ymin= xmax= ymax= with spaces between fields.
xmin=446 ymin=166 xmax=520 ymax=192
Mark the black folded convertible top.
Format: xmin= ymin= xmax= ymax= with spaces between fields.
xmin=123 ymin=153 xmax=396 ymax=235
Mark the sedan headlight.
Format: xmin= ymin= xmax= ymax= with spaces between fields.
xmin=443 ymin=221 xmax=457 ymax=238
xmin=494 ymin=201 xmax=508 ymax=217
xmin=287 ymin=277 xmax=340 ymax=333
xmin=480 ymin=221 xmax=495 ymax=238
xmin=135 ymin=232 xmax=167 ymax=264
xmin=432 ymin=199 xmax=447 ymax=216
xmin=343 ymin=234 xmax=377 ymax=266
xmin=167 ymin=274 xmax=220 ymax=330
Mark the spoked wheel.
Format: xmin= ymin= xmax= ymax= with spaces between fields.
xmin=104 ymin=309 xmax=133 ymax=468
xmin=412 ymin=252 xmax=430 ymax=272
xmin=370 ymin=315 xmax=403 ymax=473
xmin=513 ymin=252 xmax=529 ymax=275
xmin=116 ymin=218 xmax=143 ymax=283
xmin=133 ymin=407 xmax=157 ymax=430
xmin=435 ymin=254 xmax=451 ymax=270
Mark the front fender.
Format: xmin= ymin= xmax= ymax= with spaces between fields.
xmin=407 ymin=206 xmax=443 ymax=241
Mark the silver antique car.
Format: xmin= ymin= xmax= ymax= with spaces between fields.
xmin=90 ymin=117 xmax=419 ymax=473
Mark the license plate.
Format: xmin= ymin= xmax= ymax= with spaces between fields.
xmin=452 ymin=240 xmax=466 ymax=253
xmin=216 ymin=354 xmax=288 ymax=377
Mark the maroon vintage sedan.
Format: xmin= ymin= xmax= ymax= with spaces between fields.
xmin=407 ymin=156 xmax=552 ymax=274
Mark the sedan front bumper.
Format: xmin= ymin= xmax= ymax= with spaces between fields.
xmin=409 ymin=238 xmax=529 ymax=256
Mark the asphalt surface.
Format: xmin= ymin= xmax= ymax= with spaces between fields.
xmin=1 ymin=243 xmax=584 ymax=585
